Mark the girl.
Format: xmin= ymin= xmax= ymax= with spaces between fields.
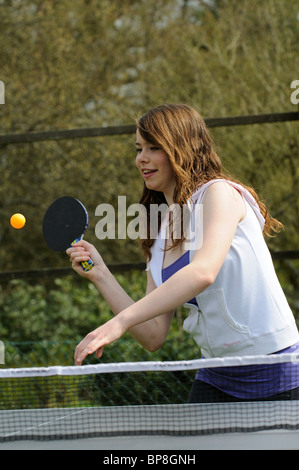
xmin=67 ymin=104 xmax=299 ymax=402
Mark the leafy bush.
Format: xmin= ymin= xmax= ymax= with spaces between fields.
xmin=0 ymin=272 xmax=199 ymax=368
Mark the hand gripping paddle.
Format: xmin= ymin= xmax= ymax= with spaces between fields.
xmin=42 ymin=196 xmax=94 ymax=272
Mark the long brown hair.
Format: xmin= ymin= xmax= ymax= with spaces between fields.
xmin=137 ymin=104 xmax=282 ymax=260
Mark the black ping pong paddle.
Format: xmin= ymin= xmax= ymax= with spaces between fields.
xmin=42 ymin=196 xmax=94 ymax=272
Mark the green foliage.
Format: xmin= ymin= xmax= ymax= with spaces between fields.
xmin=0 ymin=0 xmax=298 ymax=271
xmin=0 ymin=0 xmax=298 ymax=365
xmin=0 ymin=0 xmax=298 ymax=408
xmin=0 ymin=271 xmax=197 ymax=406
xmin=0 ymin=271 xmax=199 ymax=368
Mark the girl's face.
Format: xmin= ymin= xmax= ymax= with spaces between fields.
xmin=135 ymin=129 xmax=176 ymax=204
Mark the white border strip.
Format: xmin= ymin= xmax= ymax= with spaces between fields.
xmin=0 ymin=353 xmax=299 ymax=378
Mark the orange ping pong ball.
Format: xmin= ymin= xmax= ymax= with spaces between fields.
xmin=10 ymin=213 xmax=26 ymax=229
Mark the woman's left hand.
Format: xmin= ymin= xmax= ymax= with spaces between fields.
xmin=74 ymin=316 xmax=128 ymax=365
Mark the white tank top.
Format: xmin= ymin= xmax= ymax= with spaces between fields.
xmin=148 ymin=179 xmax=299 ymax=358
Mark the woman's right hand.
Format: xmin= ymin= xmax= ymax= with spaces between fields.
xmin=66 ymin=240 xmax=106 ymax=280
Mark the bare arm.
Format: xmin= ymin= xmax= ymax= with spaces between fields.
xmin=67 ymin=243 xmax=174 ymax=352
xmin=73 ymin=182 xmax=246 ymax=365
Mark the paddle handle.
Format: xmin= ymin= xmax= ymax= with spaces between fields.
xmin=71 ymin=237 xmax=94 ymax=272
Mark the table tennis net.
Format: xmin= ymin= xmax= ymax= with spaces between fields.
xmin=1 ymin=354 xmax=299 ymax=442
